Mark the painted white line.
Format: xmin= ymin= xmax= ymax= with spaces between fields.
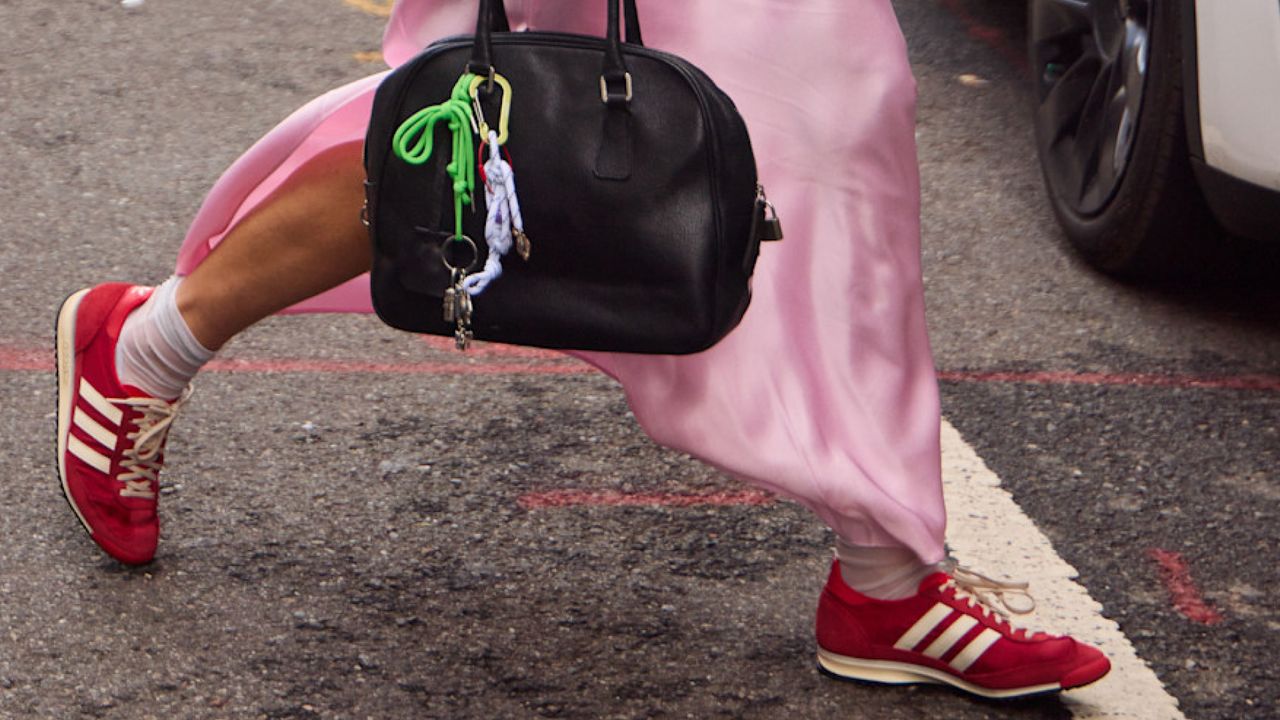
xmin=940 ymin=419 xmax=1186 ymax=720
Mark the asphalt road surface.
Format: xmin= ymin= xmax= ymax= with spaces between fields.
xmin=2 ymin=1 xmax=1277 ymax=719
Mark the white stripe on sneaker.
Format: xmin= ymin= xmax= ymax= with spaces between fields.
xmin=72 ymin=409 xmax=117 ymax=451
xmin=80 ymin=378 xmax=123 ymax=425
xmin=949 ymin=627 xmax=1001 ymax=673
xmin=922 ymin=615 xmax=979 ymax=659
xmin=893 ymin=603 xmax=953 ymax=651
xmin=68 ymin=435 xmax=111 ymax=474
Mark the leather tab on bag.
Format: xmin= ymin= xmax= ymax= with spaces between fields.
xmin=594 ymin=109 xmax=632 ymax=181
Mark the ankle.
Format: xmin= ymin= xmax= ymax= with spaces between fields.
xmin=116 ymin=277 xmax=215 ymax=398
xmin=834 ymin=539 xmax=939 ymax=601
xmin=174 ymin=278 xmax=227 ymax=351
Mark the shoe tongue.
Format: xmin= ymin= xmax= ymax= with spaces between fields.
xmin=918 ymin=571 xmax=951 ymax=593
xmin=120 ymin=380 xmax=185 ymax=404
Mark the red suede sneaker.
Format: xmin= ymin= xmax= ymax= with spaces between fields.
xmin=55 ymin=283 xmax=188 ymax=565
xmin=816 ymin=560 xmax=1110 ymax=699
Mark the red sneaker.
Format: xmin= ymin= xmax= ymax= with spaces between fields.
xmin=816 ymin=561 xmax=1110 ymax=699
xmin=55 ymin=283 xmax=189 ymax=565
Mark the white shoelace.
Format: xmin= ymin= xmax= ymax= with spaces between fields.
xmin=115 ymin=387 xmax=191 ymax=499
xmin=942 ymin=562 xmax=1040 ymax=638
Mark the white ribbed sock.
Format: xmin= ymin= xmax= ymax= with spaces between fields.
xmin=834 ymin=538 xmax=940 ymax=601
xmin=115 ymin=276 xmax=214 ymax=399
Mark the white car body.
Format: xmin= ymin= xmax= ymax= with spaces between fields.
xmin=1195 ymin=0 xmax=1280 ymax=193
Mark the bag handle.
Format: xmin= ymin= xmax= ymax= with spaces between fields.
xmin=468 ymin=0 xmax=643 ymax=106
xmin=477 ymin=1 xmax=641 ymax=43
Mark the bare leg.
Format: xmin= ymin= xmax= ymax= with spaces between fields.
xmin=176 ymin=142 xmax=369 ymax=350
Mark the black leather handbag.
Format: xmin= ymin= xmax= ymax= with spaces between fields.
xmin=364 ymin=0 xmax=780 ymax=353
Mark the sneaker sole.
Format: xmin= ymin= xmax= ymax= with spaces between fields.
xmin=817 ymin=647 xmax=1066 ymax=700
xmin=55 ymin=288 xmax=95 ymax=537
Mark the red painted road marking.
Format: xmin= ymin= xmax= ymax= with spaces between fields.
xmin=938 ymin=0 xmax=1029 ymax=74
xmin=0 ymin=346 xmax=587 ymax=374
xmin=518 ymin=489 xmax=775 ymax=510
xmin=7 ymin=344 xmax=1279 ymax=389
xmin=206 ymin=357 xmax=588 ymax=375
xmin=937 ymin=369 xmax=1280 ymax=392
xmin=420 ymin=335 xmax=564 ymax=360
xmin=0 ymin=348 xmax=44 ymax=371
xmin=1148 ymin=548 xmax=1224 ymax=625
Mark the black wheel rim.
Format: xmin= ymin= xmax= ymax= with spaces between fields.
xmin=1031 ymin=0 xmax=1151 ymax=217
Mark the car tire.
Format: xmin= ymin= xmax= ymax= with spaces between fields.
xmin=1029 ymin=0 xmax=1214 ymax=277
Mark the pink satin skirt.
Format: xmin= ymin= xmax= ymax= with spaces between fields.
xmin=174 ymin=0 xmax=947 ymax=562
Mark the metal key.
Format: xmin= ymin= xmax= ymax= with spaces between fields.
xmin=455 ymin=286 xmax=473 ymax=323
xmin=454 ymin=328 xmax=473 ymax=350
xmin=453 ymin=288 xmax=474 ymax=350
xmin=443 ymin=286 xmax=459 ymax=323
xmin=439 ymin=236 xmax=479 ymax=351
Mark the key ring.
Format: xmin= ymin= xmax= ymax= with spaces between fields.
xmin=440 ymin=234 xmax=479 ymax=273
xmin=468 ymin=73 xmax=512 ymax=146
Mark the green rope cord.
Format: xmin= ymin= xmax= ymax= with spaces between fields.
xmin=391 ymin=73 xmax=479 ymax=239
